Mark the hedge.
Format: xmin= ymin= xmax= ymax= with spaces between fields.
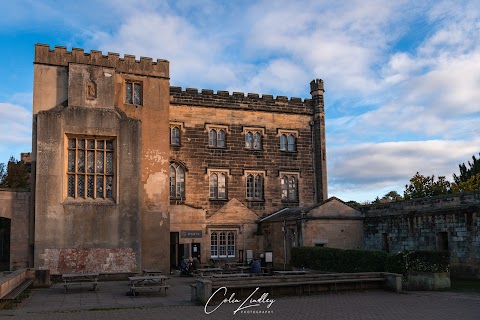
xmin=290 ymin=247 xmax=388 ymax=272
xmin=385 ymin=250 xmax=450 ymax=275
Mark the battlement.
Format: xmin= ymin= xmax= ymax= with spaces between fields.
xmin=170 ymin=86 xmax=313 ymax=114
xmin=34 ymin=44 xmax=169 ymax=78
xmin=310 ymin=79 xmax=324 ymax=95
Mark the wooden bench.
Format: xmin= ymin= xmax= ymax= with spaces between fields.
xmin=62 ymin=273 xmax=99 ymax=293
xmin=0 ymin=279 xmax=34 ymax=309
xmin=128 ymin=276 xmax=170 ymax=296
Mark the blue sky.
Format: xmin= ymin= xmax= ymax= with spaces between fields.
xmin=1 ymin=0 xmax=479 ymax=202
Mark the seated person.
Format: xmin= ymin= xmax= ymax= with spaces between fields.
xmin=249 ymin=259 xmax=261 ymax=273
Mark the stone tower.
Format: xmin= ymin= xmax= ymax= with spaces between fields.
xmin=310 ymin=79 xmax=328 ymax=202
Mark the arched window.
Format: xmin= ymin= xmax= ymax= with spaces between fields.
xmin=246 ymin=173 xmax=264 ymax=200
xmin=217 ymin=129 xmax=225 ymax=147
xmin=170 ymin=163 xmax=185 ymax=199
xmin=281 ymin=174 xmax=298 ymax=201
xmin=280 ymin=134 xmax=287 ymax=150
xmin=245 ymin=132 xmax=253 ymax=148
xmin=170 ymin=126 xmax=180 ymax=145
xmin=245 ymin=131 xmax=262 ymax=149
xmin=209 ymin=171 xmax=227 ymax=199
xmin=209 ymin=129 xmax=217 ymax=147
xmin=287 ymin=134 xmax=295 ymax=151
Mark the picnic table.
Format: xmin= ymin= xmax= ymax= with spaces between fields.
xmin=273 ymin=270 xmax=309 ymax=276
xmin=237 ymin=266 xmax=250 ymax=273
xmin=128 ymin=275 xmax=170 ymax=296
xmin=62 ymin=273 xmax=99 ymax=293
xmin=212 ymin=273 xmax=251 ymax=278
xmin=196 ymin=268 xmax=223 ymax=277
xmin=142 ymin=269 xmax=162 ymax=276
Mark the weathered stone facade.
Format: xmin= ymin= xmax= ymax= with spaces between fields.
xmin=363 ymin=192 xmax=480 ymax=278
xmin=0 ymin=190 xmax=31 ymax=270
xmin=31 ymin=44 xmax=328 ymax=273
xmin=33 ymin=45 xmax=170 ymax=274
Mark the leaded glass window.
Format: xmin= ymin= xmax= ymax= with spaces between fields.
xmin=245 ymin=130 xmax=262 ymax=150
xmin=125 ymin=81 xmax=142 ymax=105
xmin=246 ymin=173 xmax=264 ymax=200
xmin=67 ymin=137 xmax=114 ymax=200
xmin=170 ymin=126 xmax=181 ymax=145
xmin=281 ymin=174 xmax=298 ymax=201
xmin=208 ymin=128 xmax=226 ymax=148
xmin=279 ymin=132 xmax=297 ymax=151
xmin=209 ymin=171 xmax=227 ymax=199
xmin=170 ymin=163 xmax=185 ymax=199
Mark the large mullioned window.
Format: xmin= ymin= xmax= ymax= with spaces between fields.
xmin=210 ymin=231 xmax=236 ymax=258
xmin=67 ymin=137 xmax=114 ymax=200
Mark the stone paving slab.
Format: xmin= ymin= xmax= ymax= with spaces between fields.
xmin=0 ymin=275 xmax=479 ymax=320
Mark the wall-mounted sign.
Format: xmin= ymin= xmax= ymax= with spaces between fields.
xmin=180 ymin=230 xmax=203 ymax=238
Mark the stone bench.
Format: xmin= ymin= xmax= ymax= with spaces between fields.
xmin=0 ymin=268 xmax=35 ymax=309
xmin=193 ymin=272 xmax=402 ymax=304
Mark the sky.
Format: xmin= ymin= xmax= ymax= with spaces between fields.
xmin=0 ymin=0 xmax=479 ymax=203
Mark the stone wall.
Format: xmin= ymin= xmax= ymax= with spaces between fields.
xmin=0 ymin=190 xmax=31 ymax=270
xmin=363 ymin=192 xmax=480 ymax=277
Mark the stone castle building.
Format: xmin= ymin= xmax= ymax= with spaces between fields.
xmin=30 ymin=44 xmax=329 ymax=274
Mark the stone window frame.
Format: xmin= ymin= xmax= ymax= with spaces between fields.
xmin=280 ymin=171 xmax=299 ymax=202
xmin=170 ymin=122 xmax=184 ymax=146
xmin=207 ymin=169 xmax=230 ymax=201
xmin=243 ymin=127 xmax=265 ymax=150
xmin=170 ymin=162 xmax=187 ymax=200
xmin=210 ymin=230 xmax=236 ymax=258
xmin=65 ymin=135 xmax=116 ymax=202
xmin=244 ymin=170 xmax=266 ymax=201
xmin=205 ymin=124 xmax=229 ymax=148
xmin=277 ymin=129 xmax=298 ymax=152
xmin=125 ymin=79 xmax=143 ymax=105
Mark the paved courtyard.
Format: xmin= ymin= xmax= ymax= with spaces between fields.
xmin=1 ymin=275 xmax=479 ymax=320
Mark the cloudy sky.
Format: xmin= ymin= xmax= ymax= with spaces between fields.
xmin=0 ymin=0 xmax=479 ymax=202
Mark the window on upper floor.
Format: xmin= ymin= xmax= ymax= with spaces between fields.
xmin=244 ymin=127 xmax=264 ymax=150
xmin=67 ymin=136 xmax=115 ymax=200
xmin=125 ymin=80 xmax=142 ymax=105
xmin=170 ymin=125 xmax=181 ymax=146
xmin=206 ymin=124 xmax=228 ymax=148
xmin=278 ymin=130 xmax=298 ymax=152
xmin=281 ymin=173 xmax=299 ymax=202
xmin=209 ymin=170 xmax=228 ymax=200
xmin=245 ymin=171 xmax=265 ymax=201
xmin=170 ymin=163 xmax=185 ymax=199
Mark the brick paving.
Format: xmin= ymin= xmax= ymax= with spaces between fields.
xmin=1 ymin=275 xmax=479 ymax=320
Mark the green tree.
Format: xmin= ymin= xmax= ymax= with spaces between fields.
xmin=382 ymin=190 xmax=403 ymax=202
xmin=453 ymin=153 xmax=480 ymax=184
xmin=404 ymin=172 xmax=453 ymax=200
xmin=0 ymin=157 xmax=30 ymax=189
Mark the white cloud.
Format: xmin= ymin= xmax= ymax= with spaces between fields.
xmin=328 ymin=138 xmax=480 ymax=202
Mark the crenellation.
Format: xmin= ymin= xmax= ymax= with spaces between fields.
xmin=169 ymin=86 xmax=311 ymax=114
xmin=34 ymin=44 xmax=169 ymax=78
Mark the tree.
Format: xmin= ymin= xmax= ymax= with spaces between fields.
xmin=382 ymin=191 xmax=403 ymax=202
xmin=453 ymin=153 xmax=480 ymax=184
xmin=0 ymin=157 xmax=30 ymax=189
xmin=403 ymin=172 xmax=453 ymax=200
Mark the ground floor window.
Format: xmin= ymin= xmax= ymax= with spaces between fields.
xmin=210 ymin=230 xmax=236 ymax=258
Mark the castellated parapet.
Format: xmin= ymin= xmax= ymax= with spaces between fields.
xmin=170 ymin=86 xmax=313 ymax=114
xmin=34 ymin=44 xmax=169 ymax=78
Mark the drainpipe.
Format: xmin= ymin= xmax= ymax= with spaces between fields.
xmin=283 ymin=220 xmax=287 ymax=270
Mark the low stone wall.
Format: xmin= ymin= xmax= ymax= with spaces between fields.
xmin=0 ymin=268 xmax=35 ymax=299
xmin=404 ymin=272 xmax=451 ymax=290
xmin=193 ymin=272 xmax=402 ymax=304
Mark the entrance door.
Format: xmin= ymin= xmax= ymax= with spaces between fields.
xmin=170 ymin=232 xmax=179 ymax=270
xmin=191 ymin=243 xmax=201 ymax=262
